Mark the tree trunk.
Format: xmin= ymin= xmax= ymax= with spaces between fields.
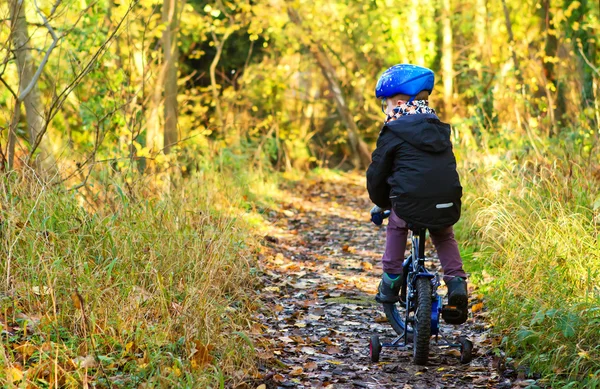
xmin=501 ymin=0 xmax=522 ymax=83
xmin=147 ymin=70 xmax=164 ymax=154
xmin=287 ymin=7 xmax=371 ymax=169
xmin=474 ymin=0 xmax=488 ymax=66
xmin=441 ymin=0 xmax=453 ymax=120
xmin=473 ymin=0 xmax=495 ymax=132
xmin=565 ymin=0 xmax=596 ymax=108
xmin=209 ymin=29 xmax=233 ymax=135
xmin=538 ymin=0 xmax=564 ymax=134
xmin=162 ymin=0 xmax=180 ymax=153
xmin=9 ymin=0 xmax=57 ymax=175
xmin=408 ymin=10 xmax=424 ymax=66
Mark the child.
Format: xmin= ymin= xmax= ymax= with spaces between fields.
xmin=366 ymin=64 xmax=468 ymax=324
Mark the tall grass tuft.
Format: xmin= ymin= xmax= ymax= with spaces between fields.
xmin=459 ymin=153 xmax=600 ymax=388
xmin=0 ymin=160 xmax=268 ymax=387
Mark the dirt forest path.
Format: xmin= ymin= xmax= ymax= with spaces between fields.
xmin=251 ymin=173 xmax=515 ymax=389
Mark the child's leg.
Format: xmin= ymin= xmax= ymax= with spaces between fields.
xmin=429 ymin=226 xmax=467 ymax=283
xmin=382 ymin=210 xmax=408 ymax=275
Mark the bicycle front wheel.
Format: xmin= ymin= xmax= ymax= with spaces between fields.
xmin=413 ymin=277 xmax=432 ymax=365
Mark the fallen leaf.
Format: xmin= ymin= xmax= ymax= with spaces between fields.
xmin=6 ymin=366 xmax=23 ymax=383
xmin=342 ymin=245 xmax=357 ymax=253
xmin=312 ymin=308 xmax=325 ymax=316
xmin=289 ymin=366 xmax=303 ymax=376
xmin=300 ymin=347 xmax=316 ymax=355
xmin=273 ymin=374 xmax=285 ymax=383
xmin=71 ymin=291 xmax=83 ymax=310
xmin=321 ymin=337 xmax=334 ymax=345
xmin=264 ymin=286 xmax=280 ymax=292
xmin=72 ymin=355 xmax=97 ymax=368
xmin=304 ymin=361 xmax=318 ymax=371
xmin=257 ymin=351 xmax=273 ymax=360
xmin=14 ymin=342 xmax=36 ymax=359
xmin=301 ymin=299 xmax=318 ymax=307
xmin=326 ymin=345 xmax=341 ymax=355
xmin=256 ymin=385 xmax=267 ymax=389
xmin=32 ymin=286 xmax=52 ymax=296
xmin=274 ymin=253 xmax=285 ymax=264
xmin=191 ymin=341 xmax=214 ymax=367
xmin=472 ymin=302 xmax=484 ymax=313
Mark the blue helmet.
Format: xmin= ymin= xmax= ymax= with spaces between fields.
xmin=375 ymin=64 xmax=435 ymax=100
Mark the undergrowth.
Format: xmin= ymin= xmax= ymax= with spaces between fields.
xmin=457 ymin=144 xmax=600 ymax=388
xmin=0 ymin=155 xmax=277 ymax=388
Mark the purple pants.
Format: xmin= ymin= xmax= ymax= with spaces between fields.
xmin=382 ymin=210 xmax=467 ymax=283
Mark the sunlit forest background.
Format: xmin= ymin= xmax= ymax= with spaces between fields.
xmin=0 ymin=0 xmax=599 ymax=387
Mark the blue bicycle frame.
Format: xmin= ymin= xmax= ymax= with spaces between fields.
xmin=382 ymin=228 xmax=443 ymax=348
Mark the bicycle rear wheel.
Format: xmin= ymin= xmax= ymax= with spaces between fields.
xmin=413 ymin=277 xmax=432 ymax=365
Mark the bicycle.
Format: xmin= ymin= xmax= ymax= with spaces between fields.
xmin=369 ymin=210 xmax=473 ymax=365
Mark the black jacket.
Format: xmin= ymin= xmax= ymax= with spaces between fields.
xmin=366 ymin=113 xmax=462 ymax=229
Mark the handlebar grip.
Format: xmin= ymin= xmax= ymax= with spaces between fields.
xmin=371 ymin=210 xmax=391 ymax=225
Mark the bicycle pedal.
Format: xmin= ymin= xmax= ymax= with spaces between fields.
xmin=441 ymin=305 xmax=467 ymax=325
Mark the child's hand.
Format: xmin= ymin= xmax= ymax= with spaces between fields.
xmin=370 ymin=206 xmax=391 ymax=225
xmin=370 ymin=205 xmax=385 ymax=215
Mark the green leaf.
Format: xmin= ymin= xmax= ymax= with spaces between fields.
xmin=531 ymin=309 xmax=546 ymax=325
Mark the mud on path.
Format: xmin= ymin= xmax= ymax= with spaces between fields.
xmin=252 ymin=173 xmax=508 ymax=388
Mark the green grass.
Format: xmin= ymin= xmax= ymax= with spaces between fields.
xmin=458 ymin=148 xmax=600 ymax=388
xmin=0 ymin=158 xmax=275 ymax=388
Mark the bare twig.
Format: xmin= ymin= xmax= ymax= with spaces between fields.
xmin=0 ymin=76 xmax=17 ymax=98
xmin=29 ymin=0 xmax=138 ymax=163
xmin=578 ymin=47 xmax=600 ymax=77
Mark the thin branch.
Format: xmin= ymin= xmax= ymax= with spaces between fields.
xmin=0 ymin=76 xmax=17 ymax=98
xmin=19 ymin=0 xmax=62 ymax=101
xmin=579 ymin=47 xmax=600 ymax=77
xmin=29 ymin=0 xmax=138 ymax=162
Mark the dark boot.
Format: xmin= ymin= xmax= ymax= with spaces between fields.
xmin=375 ymin=273 xmax=402 ymax=304
xmin=442 ymin=277 xmax=468 ymax=324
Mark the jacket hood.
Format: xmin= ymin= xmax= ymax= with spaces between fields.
xmin=384 ymin=114 xmax=451 ymax=153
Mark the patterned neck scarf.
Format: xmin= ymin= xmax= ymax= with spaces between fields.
xmin=385 ymin=100 xmax=437 ymax=123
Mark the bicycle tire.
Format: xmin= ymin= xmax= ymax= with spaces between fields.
xmin=382 ymin=302 xmax=406 ymax=336
xmin=413 ymin=277 xmax=432 ymax=365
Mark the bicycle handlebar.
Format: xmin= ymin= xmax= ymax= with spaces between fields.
xmin=371 ymin=210 xmax=391 ymax=226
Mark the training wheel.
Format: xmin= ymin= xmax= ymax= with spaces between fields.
xmin=458 ymin=336 xmax=473 ymax=364
xmin=369 ymin=335 xmax=382 ymax=363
